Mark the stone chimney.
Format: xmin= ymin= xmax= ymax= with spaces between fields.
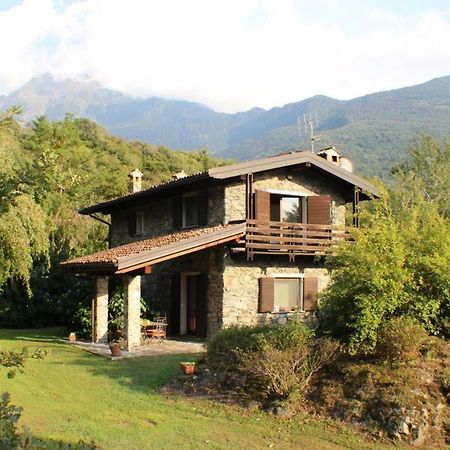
xmin=128 ymin=169 xmax=143 ymax=193
xmin=172 ymin=170 xmax=188 ymax=181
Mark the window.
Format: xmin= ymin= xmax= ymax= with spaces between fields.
xmin=274 ymin=278 xmax=302 ymax=312
xmin=259 ymin=276 xmax=319 ymax=313
xmin=269 ymin=194 xmax=305 ymax=223
xmin=255 ymin=190 xmax=331 ymax=225
xmin=183 ymin=193 xmax=200 ymax=228
xmin=128 ymin=210 xmax=145 ymax=236
xmin=173 ymin=191 xmax=208 ymax=229
xmin=135 ymin=211 xmax=145 ymax=235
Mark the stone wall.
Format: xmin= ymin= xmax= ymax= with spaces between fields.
xmin=224 ymin=168 xmax=346 ymax=226
xmin=222 ymin=253 xmax=331 ymax=328
xmin=110 ymin=185 xmax=225 ymax=247
xmin=141 ymin=247 xmax=225 ymax=337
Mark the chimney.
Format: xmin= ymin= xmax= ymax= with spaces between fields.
xmin=128 ymin=169 xmax=143 ymax=193
xmin=317 ymin=147 xmax=341 ymax=165
xmin=172 ymin=170 xmax=188 ymax=181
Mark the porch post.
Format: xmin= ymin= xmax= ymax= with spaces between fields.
xmin=123 ymin=275 xmax=141 ymax=351
xmin=93 ymin=276 xmax=108 ymax=343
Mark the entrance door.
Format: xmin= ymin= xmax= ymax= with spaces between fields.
xmin=181 ymin=273 xmax=208 ymax=338
xmin=186 ymin=275 xmax=197 ymax=334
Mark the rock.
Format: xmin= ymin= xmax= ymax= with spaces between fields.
xmin=273 ymin=406 xmax=284 ymax=416
xmin=398 ymin=418 xmax=410 ymax=435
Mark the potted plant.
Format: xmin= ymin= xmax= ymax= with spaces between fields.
xmin=108 ymin=326 xmax=122 ymax=356
xmin=109 ymin=341 xmax=122 ymax=356
xmin=179 ymin=361 xmax=196 ymax=375
xmin=69 ymin=332 xmax=76 ymax=342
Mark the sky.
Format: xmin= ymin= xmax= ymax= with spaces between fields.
xmin=1 ymin=0 xmax=450 ymax=112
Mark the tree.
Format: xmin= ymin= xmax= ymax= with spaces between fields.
xmin=318 ymin=136 xmax=450 ymax=353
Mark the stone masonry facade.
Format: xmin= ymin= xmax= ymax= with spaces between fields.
xmin=108 ymin=168 xmax=347 ymax=336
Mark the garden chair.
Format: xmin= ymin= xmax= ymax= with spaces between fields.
xmin=146 ymin=316 xmax=167 ymax=340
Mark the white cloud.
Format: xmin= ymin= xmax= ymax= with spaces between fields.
xmin=1 ymin=0 xmax=450 ymax=112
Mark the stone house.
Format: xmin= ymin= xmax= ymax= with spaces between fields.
xmin=62 ymin=147 xmax=378 ymax=350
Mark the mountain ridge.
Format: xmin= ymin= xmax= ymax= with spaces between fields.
xmin=1 ymin=74 xmax=450 ymax=177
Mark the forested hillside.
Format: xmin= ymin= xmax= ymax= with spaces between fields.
xmin=2 ymin=74 xmax=450 ymax=178
xmin=0 ymin=109 xmax=228 ymax=328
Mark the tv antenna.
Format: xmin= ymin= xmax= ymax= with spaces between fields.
xmin=302 ymin=111 xmax=319 ymax=153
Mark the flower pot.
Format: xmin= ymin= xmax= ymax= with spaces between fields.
xmin=109 ymin=343 xmax=122 ymax=356
xmin=69 ymin=332 xmax=76 ymax=342
xmin=180 ymin=362 xmax=196 ymax=375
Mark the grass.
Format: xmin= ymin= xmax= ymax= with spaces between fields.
xmin=0 ymin=328 xmax=401 ymax=450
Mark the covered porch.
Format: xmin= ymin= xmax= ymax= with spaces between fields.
xmin=61 ymin=223 xmax=245 ymax=351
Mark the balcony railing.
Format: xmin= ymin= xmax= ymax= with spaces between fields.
xmin=245 ymin=219 xmax=353 ymax=261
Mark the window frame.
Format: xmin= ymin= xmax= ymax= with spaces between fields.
xmin=135 ymin=210 xmax=145 ymax=235
xmin=265 ymin=189 xmax=308 ymax=223
xmin=273 ymin=274 xmax=305 ymax=313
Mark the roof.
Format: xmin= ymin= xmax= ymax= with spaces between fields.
xmin=80 ymin=150 xmax=379 ymax=214
xmin=61 ymin=223 xmax=245 ymax=274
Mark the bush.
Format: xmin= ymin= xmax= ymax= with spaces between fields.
xmin=207 ymin=321 xmax=340 ymax=400
xmin=376 ymin=317 xmax=428 ymax=362
xmin=240 ymin=337 xmax=340 ymax=400
xmin=206 ymin=325 xmax=270 ymax=368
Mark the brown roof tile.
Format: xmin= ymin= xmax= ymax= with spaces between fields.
xmin=61 ymin=223 xmax=245 ymax=272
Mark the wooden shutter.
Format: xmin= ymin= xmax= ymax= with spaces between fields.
xmin=172 ymin=197 xmax=183 ymax=229
xmin=196 ymin=273 xmax=208 ymax=338
xmin=303 ymin=277 xmax=319 ymax=311
xmin=169 ymin=273 xmax=181 ymax=335
xmin=259 ymin=277 xmax=274 ymax=313
xmin=197 ymin=191 xmax=208 ymax=226
xmin=255 ymin=190 xmax=271 ymax=222
xmin=307 ymin=195 xmax=331 ymax=225
xmin=128 ymin=212 xmax=137 ymax=235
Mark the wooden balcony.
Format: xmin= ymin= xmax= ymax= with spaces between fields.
xmin=245 ymin=219 xmax=353 ymax=261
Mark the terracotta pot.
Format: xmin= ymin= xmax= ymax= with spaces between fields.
xmin=69 ymin=333 xmax=76 ymax=342
xmin=109 ymin=343 xmax=122 ymax=356
xmin=180 ymin=362 xmax=196 ymax=375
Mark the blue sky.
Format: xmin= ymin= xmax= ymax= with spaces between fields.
xmin=1 ymin=0 xmax=450 ymax=112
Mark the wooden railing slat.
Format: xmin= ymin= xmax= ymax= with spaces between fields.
xmin=244 ymin=219 xmax=352 ymax=258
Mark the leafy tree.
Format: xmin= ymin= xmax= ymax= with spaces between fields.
xmin=318 ymin=137 xmax=450 ymax=352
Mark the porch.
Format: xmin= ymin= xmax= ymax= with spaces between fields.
xmin=71 ymin=337 xmax=205 ymax=359
xmin=61 ymin=224 xmax=246 ymax=351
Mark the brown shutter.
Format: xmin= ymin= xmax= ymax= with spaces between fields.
xmin=303 ymin=277 xmax=319 ymax=311
xmin=173 ymin=197 xmax=182 ymax=229
xmin=128 ymin=212 xmax=137 ymax=235
xmin=307 ymin=195 xmax=331 ymax=225
xmin=259 ymin=277 xmax=274 ymax=313
xmin=197 ymin=191 xmax=208 ymax=226
xmin=255 ymin=190 xmax=271 ymax=222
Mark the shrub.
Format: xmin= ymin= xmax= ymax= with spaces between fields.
xmin=206 ymin=325 xmax=270 ymax=368
xmin=207 ymin=321 xmax=341 ymax=400
xmin=207 ymin=320 xmax=315 ymax=369
xmin=240 ymin=337 xmax=340 ymax=400
xmin=376 ymin=316 xmax=428 ymax=362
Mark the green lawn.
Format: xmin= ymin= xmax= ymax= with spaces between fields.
xmin=0 ymin=328 xmax=399 ymax=450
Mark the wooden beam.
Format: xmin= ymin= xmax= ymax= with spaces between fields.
xmin=114 ymin=234 xmax=244 ymax=274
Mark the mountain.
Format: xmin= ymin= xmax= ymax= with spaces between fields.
xmin=2 ymin=74 xmax=450 ymax=178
